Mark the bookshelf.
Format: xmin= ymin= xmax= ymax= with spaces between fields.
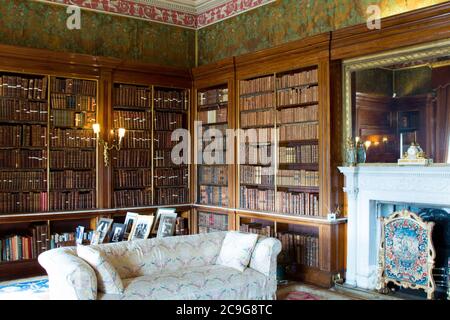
xmin=0 ymin=72 xmax=49 ymax=214
xmin=238 ymin=75 xmax=276 ymax=213
xmin=197 ymin=85 xmax=229 ymax=207
xmin=153 ymin=87 xmax=190 ymax=205
xmin=112 ymin=83 xmax=153 ymax=208
xmin=49 ymin=77 xmax=98 ymax=211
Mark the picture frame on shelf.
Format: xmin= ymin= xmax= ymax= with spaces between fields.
xmin=157 ymin=212 xmax=178 ymax=238
xmin=75 ymin=226 xmax=85 ymax=245
xmin=124 ymin=212 xmax=139 ymax=240
xmin=96 ymin=217 xmax=114 ymax=244
xmin=151 ymin=208 xmax=176 ymax=234
xmin=90 ymin=230 xmax=102 ymax=245
xmin=129 ymin=215 xmax=154 ymax=241
xmin=109 ymin=223 xmax=126 ymax=243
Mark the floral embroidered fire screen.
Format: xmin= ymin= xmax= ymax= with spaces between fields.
xmin=377 ymin=210 xmax=436 ymax=299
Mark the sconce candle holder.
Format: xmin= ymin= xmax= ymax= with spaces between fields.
xmin=93 ymin=123 xmax=126 ymax=167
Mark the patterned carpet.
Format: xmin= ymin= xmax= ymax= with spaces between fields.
xmin=0 ymin=277 xmax=353 ymax=300
xmin=0 ymin=277 xmax=49 ymax=300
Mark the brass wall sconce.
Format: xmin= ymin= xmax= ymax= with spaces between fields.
xmin=93 ymin=123 xmax=126 ymax=166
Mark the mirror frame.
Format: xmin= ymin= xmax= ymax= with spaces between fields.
xmin=341 ymin=39 xmax=450 ymax=163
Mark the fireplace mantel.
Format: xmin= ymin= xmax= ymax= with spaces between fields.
xmin=339 ymin=164 xmax=450 ymax=290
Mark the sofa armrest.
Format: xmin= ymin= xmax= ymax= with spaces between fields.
xmin=38 ymin=247 xmax=98 ymax=300
xmin=249 ymin=237 xmax=282 ymax=279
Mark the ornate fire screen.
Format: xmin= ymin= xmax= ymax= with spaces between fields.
xmin=377 ymin=210 xmax=436 ymax=299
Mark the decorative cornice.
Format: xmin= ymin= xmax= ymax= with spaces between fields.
xmin=37 ymin=0 xmax=276 ymax=29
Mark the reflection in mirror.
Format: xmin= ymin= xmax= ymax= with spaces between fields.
xmin=350 ymin=53 xmax=450 ymax=164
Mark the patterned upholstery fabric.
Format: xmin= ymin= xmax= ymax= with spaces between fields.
xmin=38 ymin=247 xmax=97 ymax=300
xmin=216 ymin=231 xmax=258 ymax=272
xmin=87 ymin=232 xmax=227 ymax=279
xmin=38 ymin=232 xmax=282 ymax=300
xmin=77 ymin=245 xmax=124 ymax=294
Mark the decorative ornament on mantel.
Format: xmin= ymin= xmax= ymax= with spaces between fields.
xmin=398 ymin=142 xmax=433 ymax=166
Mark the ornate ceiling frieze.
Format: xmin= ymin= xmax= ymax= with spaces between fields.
xmin=38 ymin=0 xmax=276 ymax=29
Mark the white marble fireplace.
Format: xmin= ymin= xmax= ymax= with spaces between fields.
xmin=339 ymin=164 xmax=450 ymax=290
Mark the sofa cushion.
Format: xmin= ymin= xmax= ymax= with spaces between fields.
xmin=77 ymin=245 xmax=124 ymax=294
xmin=116 ymin=265 xmax=270 ymax=300
xmin=87 ymin=232 xmax=227 ymax=279
xmin=216 ymin=231 xmax=258 ymax=272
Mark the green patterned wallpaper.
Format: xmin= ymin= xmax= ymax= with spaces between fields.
xmin=198 ymin=0 xmax=448 ymax=65
xmin=0 ymin=0 xmax=195 ymax=68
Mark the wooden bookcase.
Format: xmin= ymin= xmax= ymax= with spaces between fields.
xmin=153 ymin=86 xmax=190 ymax=205
xmin=112 ymin=83 xmax=153 ymax=208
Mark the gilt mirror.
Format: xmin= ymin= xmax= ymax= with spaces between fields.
xmin=343 ymin=39 xmax=450 ymax=164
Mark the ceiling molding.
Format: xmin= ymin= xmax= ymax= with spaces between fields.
xmin=36 ymin=0 xmax=276 ymax=29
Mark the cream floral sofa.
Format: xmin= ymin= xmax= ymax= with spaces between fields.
xmin=38 ymin=232 xmax=282 ymax=300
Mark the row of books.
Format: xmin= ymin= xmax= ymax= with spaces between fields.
xmin=277 ymin=69 xmax=318 ymax=89
xmin=0 ymin=224 xmax=49 ymax=262
xmin=114 ymin=85 xmax=150 ymax=108
xmin=0 ymin=150 xmax=47 ymax=169
xmin=121 ymin=130 xmax=152 ymax=149
xmin=49 ymin=191 xmax=95 ymax=211
xmin=198 ymin=108 xmax=227 ymax=124
xmin=0 ymin=125 xmax=47 ymax=147
xmin=50 ymin=170 xmax=95 ymax=190
xmin=240 ymin=92 xmax=274 ymax=111
xmin=277 ymin=105 xmax=318 ymax=124
xmin=276 ymin=191 xmax=320 ymax=216
xmin=0 ymin=100 xmax=47 ymax=122
xmin=199 ymin=88 xmax=228 ymax=106
xmin=113 ymin=189 xmax=152 ymax=208
xmin=154 ymin=112 xmax=184 ymax=131
xmin=0 ymin=171 xmax=46 ymax=191
xmin=50 ymin=129 xmax=95 ymax=148
xmin=277 ymin=86 xmax=318 ymax=107
xmin=50 ymin=150 xmax=95 ymax=169
xmin=241 ymin=144 xmax=273 ymax=166
xmin=154 ymin=150 xmax=175 ymax=168
xmin=154 ymin=131 xmax=177 ymax=149
xmin=114 ymin=169 xmax=152 ymax=189
xmin=279 ymin=123 xmax=318 ymax=141
xmin=113 ymin=110 xmax=151 ymax=130
xmin=277 ymin=231 xmax=319 ymax=268
xmin=277 ymin=170 xmax=320 ymax=188
xmin=241 ymin=128 xmax=275 ymax=144
xmin=113 ymin=150 xmax=152 ymax=168
xmin=51 ymin=110 xmax=95 ymax=128
xmin=0 ymin=192 xmax=48 ymax=213
xmin=51 ymin=93 xmax=96 ymax=111
xmin=198 ymin=186 xmax=228 ymax=206
xmin=240 ymin=165 xmax=274 ymax=186
xmin=279 ymin=145 xmax=319 ymax=164
xmin=155 ymin=187 xmax=189 ymax=205
xmin=198 ymin=212 xmax=228 ymax=233
xmin=240 ymin=76 xmax=275 ymax=95
xmin=240 ymin=109 xmax=274 ymax=128
xmin=0 ymin=75 xmax=47 ymax=100
xmin=51 ymin=78 xmax=96 ymax=97
xmin=240 ymin=187 xmax=275 ymax=212
xmin=154 ymin=90 xmax=186 ymax=110
xmin=239 ymin=223 xmax=274 ymax=237
xmin=154 ymin=168 xmax=188 ymax=186
xmin=198 ymin=165 xmax=227 ymax=185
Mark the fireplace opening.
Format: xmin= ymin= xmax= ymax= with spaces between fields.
xmin=377 ymin=202 xmax=450 ymax=300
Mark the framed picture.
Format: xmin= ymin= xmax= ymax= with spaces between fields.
xmin=157 ymin=212 xmax=178 ymax=238
xmin=90 ymin=230 xmax=102 ymax=245
xmin=129 ymin=215 xmax=155 ymax=241
xmin=75 ymin=226 xmax=85 ymax=245
xmin=151 ymin=208 xmax=176 ymax=235
xmin=108 ymin=223 xmax=126 ymax=243
xmin=124 ymin=212 xmax=139 ymax=240
xmin=96 ymin=217 xmax=113 ymax=244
